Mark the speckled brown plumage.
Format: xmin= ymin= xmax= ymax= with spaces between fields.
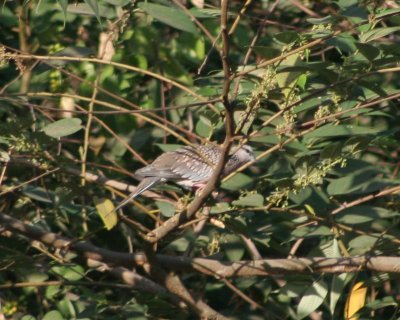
xmin=113 ymin=144 xmax=254 ymax=211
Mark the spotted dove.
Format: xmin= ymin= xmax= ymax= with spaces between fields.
xmin=113 ymin=144 xmax=254 ymax=211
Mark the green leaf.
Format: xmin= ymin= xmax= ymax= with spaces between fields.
xmin=304 ymin=124 xmax=383 ymax=139
xmin=297 ymin=73 xmax=307 ymax=91
xmin=356 ymin=42 xmax=380 ymax=61
xmin=25 ymin=272 xmax=49 ymax=283
xmin=335 ymin=206 xmax=399 ymax=224
xmin=321 ymin=238 xmax=341 ymax=258
xmin=190 ymin=8 xmax=221 ymax=18
xmin=327 ymin=174 xmax=395 ymax=196
xmin=156 ymin=144 xmax=182 ymax=152
xmin=297 ymin=279 xmax=328 ymax=319
xmin=375 ymin=8 xmax=400 ymax=19
xmin=330 ymin=273 xmax=348 ymax=315
xmin=232 ymin=193 xmax=264 ymax=207
xmin=156 ymin=201 xmax=175 ymax=217
xmin=234 ymin=107 xmax=257 ymax=135
xmin=57 ymin=297 xmax=76 ymax=318
xmin=365 ymin=296 xmax=397 ymax=310
xmin=45 ymin=46 xmax=94 ymax=68
xmin=360 ymin=26 xmax=400 ymax=43
xmin=291 ymin=225 xmax=332 ymax=239
xmin=320 ymin=141 xmax=343 ymax=159
xmin=327 ymin=33 xmax=357 ymax=53
xmin=51 ymin=265 xmax=85 ymax=281
xmin=138 ymin=2 xmax=197 ymax=34
xmin=23 ymin=185 xmax=53 ymax=203
xmin=43 ymin=310 xmax=64 ymax=320
xmin=56 ymin=0 xmax=68 ymax=22
xmin=336 ymin=0 xmax=358 ymax=9
xmin=276 ymin=53 xmax=302 ymax=99
xmin=66 ymin=3 xmax=113 ymax=18
xmin=221 ymin=173 xmax=253 ymax=191
xmin=195 ymin=116 xmax=213 ymax=138
xmin=307 ymin=15 xmax=334 ymax=25
xmin=0 ymin=149 xmax=10 ymax=162
xmin=210 ymin=202 xmax=231 ymax=214
xmin=165 ymin=237 xmax=189 ymax=252
xmin=348 ymin=235 xmax=377 ymax=254
xmin=42 ymin=118 xmax=83 ymax=138
xmin=45 ymin=285 xmax=61 ymax=300
xmin=221 ymin=234 xmax=245 ymax=261
xmin=274 ymin=31 xmax=299 ymax=44
xmin=84 ymin=0 xmax=101 ymax=24
xmin=161 ymin=52 xmax=194 ymax=85
xmin=341 ymin=5 xmax=368 ymax=23
xmin=53 ymin=46 xmax=94 ymax=57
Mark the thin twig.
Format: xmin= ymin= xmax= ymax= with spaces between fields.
xmin=0 ymin=168 xmax=60 ymax=196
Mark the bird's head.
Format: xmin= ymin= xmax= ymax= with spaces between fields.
xmin=232 ymin=144 xmax=255 ymax=162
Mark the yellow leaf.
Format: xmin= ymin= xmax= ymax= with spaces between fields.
xmin=305 ymin=204 xmax=316 ymax=216
xmin=345 ymin=281 xmax=367 ymax=320
xmin=94 ymin=197 xmax=118 ymax=230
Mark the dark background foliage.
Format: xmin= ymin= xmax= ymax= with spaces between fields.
xmin=1 ymin=0 xmax=400 ymax=319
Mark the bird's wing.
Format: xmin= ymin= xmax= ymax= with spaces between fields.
xmin=135 ymin=147 xmax=215 ymax=182
xmin=135 ymin=152 xmax=184 ymax=180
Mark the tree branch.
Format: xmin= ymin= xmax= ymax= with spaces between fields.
xmin=2 ymin=212 xmax=400 ymax=277
xmin=0 ymin=211 xmax=227 ymax=319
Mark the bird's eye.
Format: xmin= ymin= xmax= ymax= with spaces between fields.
xmin=243 ymin=146 xmax=252 ymax=154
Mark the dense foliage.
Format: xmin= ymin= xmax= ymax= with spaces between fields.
xmin=1 ymin=0 xmax=400 ymax=319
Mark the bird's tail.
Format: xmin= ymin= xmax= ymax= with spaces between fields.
xmin=113 ymin=177 xmax=160 ymax=212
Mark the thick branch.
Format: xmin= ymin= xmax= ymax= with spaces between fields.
xmin=110 ymin=267 xmax=183 ymax=307
xmin=2 ymin=212 xmax=400 ymax=277
xmin=161 ymin=255 xmax=400 ymax=276
xmin=0 ymin=212 xmax=226 ymax=319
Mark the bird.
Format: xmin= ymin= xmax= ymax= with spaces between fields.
xmin=113 ymin=144 xmax=255 ymax=211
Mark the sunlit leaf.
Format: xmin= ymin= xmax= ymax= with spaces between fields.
xmin=42 ymin=118 xmax=83 ymax=138
xmin=297 ymin=279 xmax=328 ymax=319
xmin=138 ymin=2 xmax=197 ymax=34
xmin=307 ymin=15 xmax=335 ymax=24
xmin=360 ymin=26 xmax=400 ymax=43
xmin=375 ymin=8 xmax=400 ymax=19
xmin=51 ymin=264 xmax=85 ymax=281
xmin=344 ymin=282 xmax=367 ymax=320
xmin=232 ymin=193 xmax=264 ymax=207
xmin=43 ymin=311 xmax=64 ymax=320
xmin=94 ymin=197 xmax=118 ymax=230
xmin=56 ymin=0 xmax=68 ymax=22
